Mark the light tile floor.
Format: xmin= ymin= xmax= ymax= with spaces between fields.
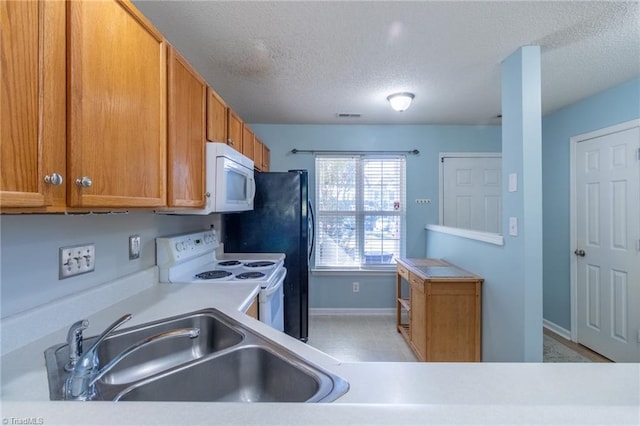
xmin=307 ymin=314 xmax=595 ymax=363
xmin=307 ymin=314 xmax=417 ymax=362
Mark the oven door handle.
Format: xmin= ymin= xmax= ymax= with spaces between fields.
xmin=261 ymin=268 xmax=286 ymax=297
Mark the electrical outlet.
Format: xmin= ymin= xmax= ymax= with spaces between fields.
xmin=415 ymin=198 xmax=431 ymax=204
xmin=59 ymin=243 xmax=95 ymax=279
xmin=352 ymin=282 xmax=360 ymax=293
xmin=129 ymin=235 xmax=141 ymax=260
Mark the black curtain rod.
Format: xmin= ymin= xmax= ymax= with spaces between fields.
xmin=290 ymin=149 xmax=420 ymax=155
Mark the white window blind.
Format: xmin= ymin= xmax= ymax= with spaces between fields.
xmin=315 ymin=155 xmax=406 ymax=268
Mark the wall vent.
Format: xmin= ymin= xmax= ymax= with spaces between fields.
xmin=336 ymin=113 xmax=361 ymax=118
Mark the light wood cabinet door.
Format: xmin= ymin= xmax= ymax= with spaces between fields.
xmin=206 ymin=87 xmax=227 ymax=142
xmin=409 ymin=274 xmax=427 ymax=360
xmin=226 ymin=109 xmax=243 ymax=151
xmin=242 ymin=125 xmax=255 ymax=161
xmin=1 ymin=0 xmax=66 ymax=208
xmin=167 ymin=46 xmax=206 ymax=208
xmin=253 ymin=138 xmax=264 ymax=172
xmin=261 ymin=143 xmax=270 ymax=172
xmin=67 ymin=0 xmax=166 ymax=208
xmin=246 ymin=296 xmax=259 ymax=320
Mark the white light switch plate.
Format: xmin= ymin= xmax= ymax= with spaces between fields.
xmin=509 ymin=217 xmax=518 ymax=236
xmin=129 ymin=235 xmax=141 ymax=260
xmin=508 ymin=173 xmax=518 ymax=192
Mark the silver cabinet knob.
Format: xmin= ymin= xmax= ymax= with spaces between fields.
xmin=44 ymin=173 xmax=64 ymax=186
xmin=75 ymin=177 xmax=92 ymax=188
xmin=574 ymin=249 xmax=586 ymax=257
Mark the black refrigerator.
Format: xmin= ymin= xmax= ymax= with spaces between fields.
xmin=223 ymin=170 xmax=314 ymax=342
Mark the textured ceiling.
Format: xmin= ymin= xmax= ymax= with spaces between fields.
xmin=133 ymin=1 xmax=640 ymax=125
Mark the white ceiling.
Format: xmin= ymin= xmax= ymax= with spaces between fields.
xmin=133 ymin=1 xmax=640 ymax=125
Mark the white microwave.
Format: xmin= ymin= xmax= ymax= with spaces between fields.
xmin=165 ymin=142 xmax=255 ymax=214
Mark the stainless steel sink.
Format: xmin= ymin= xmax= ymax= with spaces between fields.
xmin=45 ymin=309 xmax=244 ymax=399
xmin=115 ymin=345 xmax=340 ymax=402
xmin=96 ymin=312 xmax=243 ymax=385
xmin=45 ymin=308 xmax=349 ymax=403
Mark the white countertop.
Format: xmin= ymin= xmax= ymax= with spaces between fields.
xmin=1 ymin=267 xmax=638 ymax=425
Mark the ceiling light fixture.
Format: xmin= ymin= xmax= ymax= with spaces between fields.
xmin=387 ymin=92 xmax=415 ymax=112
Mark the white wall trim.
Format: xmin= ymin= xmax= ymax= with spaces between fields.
xmin=309 ymin=308 xmax=395 ymax=316
xmin=543 ymin=319 xmax=572 ymax=341
xmin=425 ymin=224 xmax=504 ymax=246
xmin=569 ymin=118 xmax=640 ymax=343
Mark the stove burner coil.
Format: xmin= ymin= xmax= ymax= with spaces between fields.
xmin=244 ymin=261 xmax=275 ymax=268
xmin=218 ymin=260 xmax=242 ymax=267
xmin=236 ymin=271 xmax=266 ymax=280
xmin=195 ymin=270 xmax=233 ymax=280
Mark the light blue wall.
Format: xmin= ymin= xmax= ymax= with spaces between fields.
xmin=426 ymin=47 xmax=543 ymax=362
xmin=541 ymin=76 xmax=640 ymax=330
xmin=251 ymin=124 xmax=501 ymax=309
xmin=0 ymin=213 xmax=217 ymax=318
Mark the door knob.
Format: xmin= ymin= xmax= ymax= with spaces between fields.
xmin=574 ymin=249 xmax=586 ymax=257
xmin=75 ymin=177 xmax=92 ymax=188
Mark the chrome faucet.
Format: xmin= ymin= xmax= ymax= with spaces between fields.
xmin=65 ymin=319 xmax=89 ymax=371
xmin=64 ymin=314 xmax=200 ymax=401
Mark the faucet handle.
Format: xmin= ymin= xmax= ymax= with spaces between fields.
xmin=65 ymin=319 xmax=89 ymax=372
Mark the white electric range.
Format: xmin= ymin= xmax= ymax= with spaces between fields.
xmin=156 ymin=230 xmax=286 ymax=331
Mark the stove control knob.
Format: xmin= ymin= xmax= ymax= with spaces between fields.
xmin=175 ymin=242 xmax=182 ymax=252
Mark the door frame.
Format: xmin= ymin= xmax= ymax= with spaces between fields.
xmin=569 ymin=118 xmax=640 ymax=342
xmin=438 ymin=152 xmax=502 ymax=226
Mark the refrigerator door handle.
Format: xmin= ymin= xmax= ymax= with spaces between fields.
xmin=308 ymin=200 xmax=315 ymax=261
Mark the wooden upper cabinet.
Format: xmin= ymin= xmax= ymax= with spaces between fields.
xmin=261 ymin=143 xmax=270 ymax=172
xmin=254 ymin=137 xmax=272 ymax=172
xmin=167 ymin=46 xmax=206 ymax=208
xmin=67 ymin=0 xmax=167 ymax=208
xmin=0 ymin=0 xmax=66 ymax=209
xmin=242 ymin=125 xmax=255 ymax=161
xmin=253 ymin=138 xmax=263 ymax=172
xmin=206 ymin=87 xmax=227 ymax=142
xmin=226 ymin=109 xmax=243 ymax=151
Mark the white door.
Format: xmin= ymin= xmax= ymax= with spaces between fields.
xmin=441 ymin=156 xmax=502 ymax=233
xmin=575 ymin=123 xmax=640 ymax=362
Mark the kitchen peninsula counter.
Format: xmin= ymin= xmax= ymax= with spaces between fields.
xmin=1 ymin=267 xmax=638 ymax=425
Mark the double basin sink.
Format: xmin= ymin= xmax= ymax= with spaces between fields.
xmin=44 ymin=309 xmax=348 ymax=403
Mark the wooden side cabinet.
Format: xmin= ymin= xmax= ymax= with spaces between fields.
xmin=246 ymin=296 xmax=259 ymax=320
xmin=396 ymin=258 xmax=483 ymax=362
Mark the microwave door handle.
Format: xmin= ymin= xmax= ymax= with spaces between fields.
xmin=248 ymin=175 xmax=256 ymax=201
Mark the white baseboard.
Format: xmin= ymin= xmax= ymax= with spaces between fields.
xmin=309 ymin=308 xmax=395 ymax=316
xmin=543 ymin=318 xmax=572 ymax=341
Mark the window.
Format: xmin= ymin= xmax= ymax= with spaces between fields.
xmin=315 ymin=155 xmax=406 ymax=269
